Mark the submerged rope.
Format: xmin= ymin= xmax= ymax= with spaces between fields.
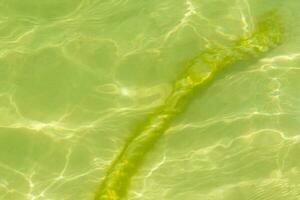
xmin=94 ymin=11 xmax=284 ymax=200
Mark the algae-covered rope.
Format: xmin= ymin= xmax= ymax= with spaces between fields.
xmin=94 ymin=11 xmax=284 ymax=200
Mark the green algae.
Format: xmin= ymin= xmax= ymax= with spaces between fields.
xmin=94 ymin=11 xmax=284 ymax=200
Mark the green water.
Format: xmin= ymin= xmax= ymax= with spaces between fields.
xmin=0 ymin=0 xmax=299 ymax=200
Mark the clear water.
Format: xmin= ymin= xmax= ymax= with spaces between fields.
xmin=0 ymin=0 xmax=299 ymax=200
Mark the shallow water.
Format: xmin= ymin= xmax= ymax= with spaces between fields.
xmin=0 ymin=0 xmax=300 ymax=200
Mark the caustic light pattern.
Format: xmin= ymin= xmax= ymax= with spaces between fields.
xmin=0 ymin=1 xmax=300 ymax=200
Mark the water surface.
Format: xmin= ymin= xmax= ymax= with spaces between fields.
xmin=0 ymin=0 xmax=300 ymax=199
